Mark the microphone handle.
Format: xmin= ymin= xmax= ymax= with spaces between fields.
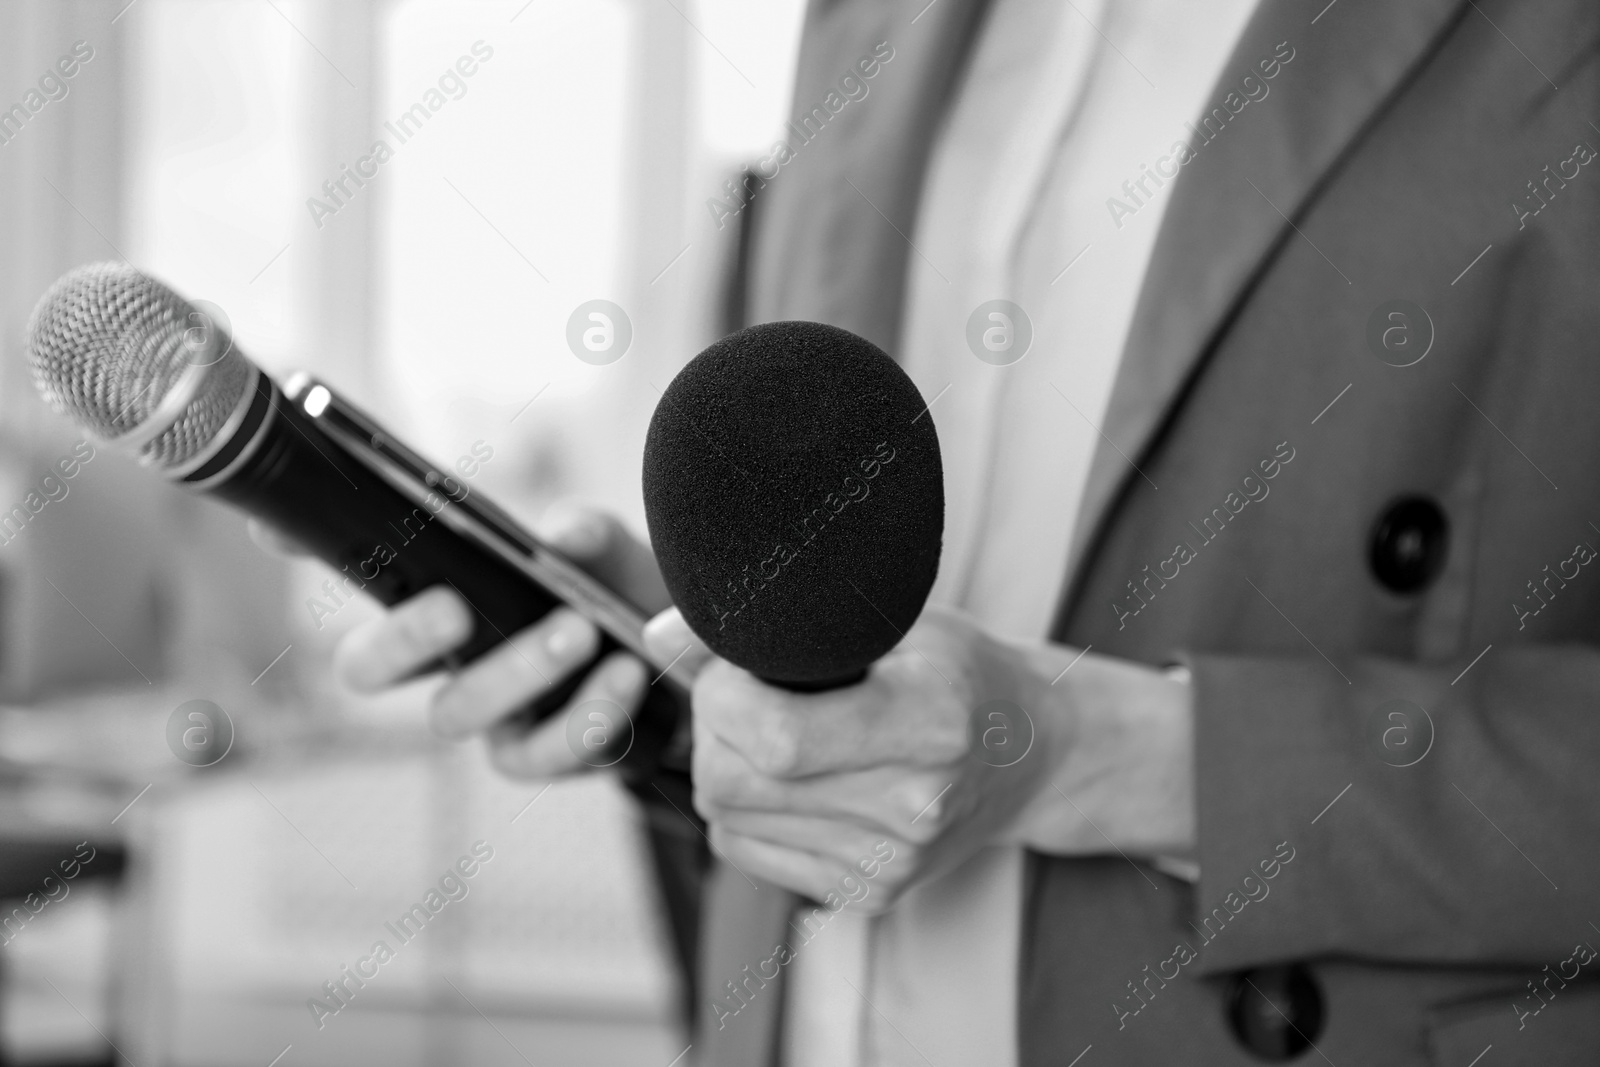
xmin=193 ymin=371 xmax=687 ymax=784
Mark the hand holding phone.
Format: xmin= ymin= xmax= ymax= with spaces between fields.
xmin=332 ymin=503 xmax=671 ymax=779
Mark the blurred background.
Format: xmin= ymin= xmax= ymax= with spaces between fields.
xmin=0 ymin=1 xmax=805 ymax=1062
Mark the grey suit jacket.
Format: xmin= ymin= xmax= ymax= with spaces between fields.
xmin=742 ymin=0 xmax=1600 ymax=1062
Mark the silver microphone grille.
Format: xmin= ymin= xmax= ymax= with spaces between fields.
xmin=27 ymin=262 xmax=255 ymax=472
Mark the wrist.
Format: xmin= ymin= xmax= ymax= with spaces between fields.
xmin=1012 ymin=648 xmax=1197 ymax=857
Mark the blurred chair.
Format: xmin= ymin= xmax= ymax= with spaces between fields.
xmin=0 ymin=835 xmax=128 ymax=1067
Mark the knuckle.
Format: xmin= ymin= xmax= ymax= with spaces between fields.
xmin=691 ymin=788 xmax=717 ymax=824
xmin=697 ymin=766 xmax=739 ymax=809
xmin=691 ymin=748 xmax=736 ymax=808
xmin=484 ymin=731 xmax=528 ymax=778
xmin=465 ymin=658 xmax=531 ymax=712
xmin=394 ymin=599 xmax=455 ymax=658
xmin=691 ymin=662 xmax=739 ymax=724
xmin=689 ymin=729 xmax=715 ymax=779
xmin=512 ymin=614 xmax=587 ymax=688
xmin=487 ymin=745 xmax=522 ymax=779
xmin=696 ymin=740 xmax=777 ymax=813
xmin=697 ymin=790 xmax=729 ymax=831
xmin=884 ymin=845 xmax=918 ymax=883
xmin=544 ymin=608 xmax=600 ymax=663
xmin=428 ymin=680 xmax=468 ymax=730
xmin=330 ymin=630 xmax=374 ymax=690
xmin=538 ymin=503 xmax=612 ymax=559
xmin=752 ymin=718 xmax=803 ymax=777
xmin=927 ymin=718 xmax=970 ymax=763
xmin=899 ymin=782 xmax=948 ymax=840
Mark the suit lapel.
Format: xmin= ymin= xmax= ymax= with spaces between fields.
xmin=749 ymin=0 xmax=993 ymax=356
xmin=1055 ymin=0 xmax=1471 ymax=622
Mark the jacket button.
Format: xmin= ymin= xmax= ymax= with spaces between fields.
xmin=1369 ymin=495 xmax=1448 ymax=593
xmin=1225 ymin=964 xmax=1324 ymax=1060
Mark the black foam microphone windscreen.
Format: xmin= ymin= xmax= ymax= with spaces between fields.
xmin=643 ymin=321 xmax=943 ymax=688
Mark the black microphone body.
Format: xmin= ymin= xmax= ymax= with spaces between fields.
xmin=30 ymin=262 xmax=707 ymax=1013
xmin=26 ymin=263 xmax=686 ymax=782
xmin=209 ymin=371 xmax=546 ymax=666
xmin=221 ymin=375 xmax=690 ymax=787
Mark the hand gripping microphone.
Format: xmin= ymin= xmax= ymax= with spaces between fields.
xmin=642 ymin=321 xmax=944 ymax=690
xmin=643 ymin=321 xmax=943 ymax=1058
xmin=25 ymin=262 xmax=688 ymax=777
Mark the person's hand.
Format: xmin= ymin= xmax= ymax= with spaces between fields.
xmin=644 ymin=604 xmax=1196 ymax=912
xmin=644 ymin=604 xmax=1062 ymax=914
xmin=268 ymin=501 xmax=671 ymax=780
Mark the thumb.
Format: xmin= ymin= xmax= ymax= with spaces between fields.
xmin=247 ymin=517 xmax=312 ymax=558
xmin=535 ymin=500 xmax=614 ymax=561
xmin=642 ymin=607 xmax=715 ymax=683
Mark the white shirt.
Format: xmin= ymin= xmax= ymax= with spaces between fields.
xmin=781 ymin=1 xmax=1258 ymax=1064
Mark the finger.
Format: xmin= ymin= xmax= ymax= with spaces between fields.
xmin=535 ymin=501 xmax=672 ymax=613
xmin=693 ymin=649 xmax=966 ymax=779
xmin=711 ymin=809 xmax=902 ymax=874
xmin=693 ymin=733 xmax=953 ymax=840
xmin=430 ymin=608 xmax=600 ymax=737
xmin=713 ymin=819 xmax=909 ymax=916
xmin=247 ymin=517 xmax=312 ymax=558
xmin=486 ymin=652 xmax=648 ymax=779
xmin=642 ymin=607 xmax=715 ymax=680
xmin=334 ymin=586 xmax=473 ymax=691
xmin=533 ymin=501 xmax=612 ymax=559
xmin=710 ymin=825 xmax=847 ymax=904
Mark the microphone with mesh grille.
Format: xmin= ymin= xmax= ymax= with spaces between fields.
xmin=25 ymin=262 xmax=679 ymax=733
xmin=29 ymin=262 xmax=722 ymax=978
xmin=643 ymin=321 xmax=943 ymax=690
